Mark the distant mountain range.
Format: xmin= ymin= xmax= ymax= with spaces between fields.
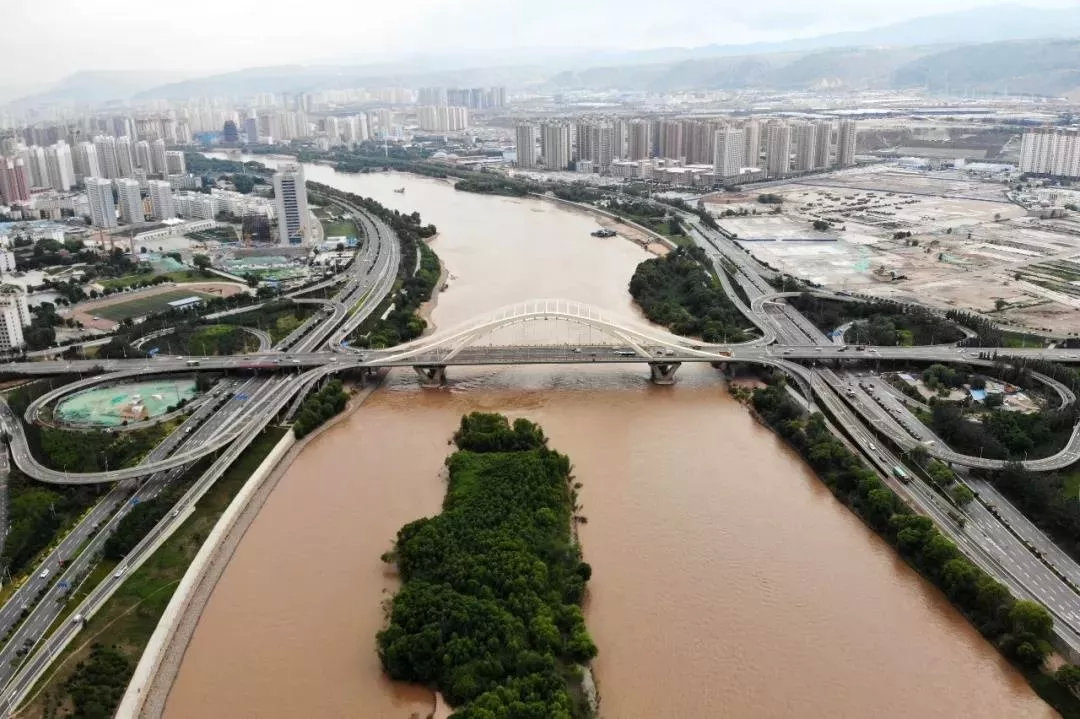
xmin=8 ymin=3 xmax=1080 ymax=107
xmin=8 ymin=70 xmax=193 ymax=108
xmin=547 ymin=39 xmax=1080 ymax=96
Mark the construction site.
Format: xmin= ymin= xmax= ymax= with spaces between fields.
xmin=709 ymin=164 xmax=1080 ymax=335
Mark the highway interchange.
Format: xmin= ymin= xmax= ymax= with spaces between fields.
xmin=0 ymin=188 xmax=1080 ymax=711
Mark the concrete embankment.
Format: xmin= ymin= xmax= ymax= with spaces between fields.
xmin=114 ymin=429 xmax=295 ymax=718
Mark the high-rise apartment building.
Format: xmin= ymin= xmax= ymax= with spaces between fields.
xmin=1018 ymin=128 xmax=1080 ymax=178
xmin=595 ymin=125 xmax=614 ymax=170
xmin=165 ymin=151 xmax=186 ymax=175
xmin=515 ymin=124 xmax=538 ymax=169
xmin=791 ymin=122 xmax=817 ymax=173
xmin=73 ymin=141 xmax=100 ymax=182
xmin=244 ymin=115 xmax=259 ymax=143
xmin=0 ymin=249 xmax=16 ymax=274
xmin=684 ymin=120 xmax=721 ymax=165
xmin=416 ymin=106 xmax=469 ymax=132
xmin=116 ymin=178 xmax=143 ymax=224
xmin=612 ymin=120 xmax=628 ymax=161
xmin=135 ymin=140 xmax=153 ymax=173
xmin=148 ymin=180 xmax=176 ymax=220
xmin=111 ymin=115 xmax=134 ymax=139
xmin=93 ymin=135 xmax=120 ymax=179
xmin=0 ymin=158 xmax=30 ymax=204
xmin=628 ymin=120 xmax=650 ymax=161
xmin=540 ymin=123 xmax=571 ymax=170
xmin=0 ymin=284 xmax=29 ymax=352
xmin=45 ymin=141 xmax=74 ymax=191
xmin=813 ymin=122 xmax=833 ymax=170
xmin=0 ymin=159 xmax=14 ymax=205
xmin=574 ymin=122 xmax=596 ymax=163
xmin=222 ymin=120 xmax=239 ymax=143
xmin=27 ymin=146 xmax=49 ymax=188
xmin=743 ymin=120 xmax=761 ymax=167
xmin=765 ymin=121 xmax=792 ymax=177
xmin=116 ymin=136 xmax=136 ymax=177
xmin=85 ymin=177 xmax=117 ymax=228
xmin=151 ymin=139 xmax=167 ymax=175
xmin=273 ymin=164 xmax=310 ymax=245
xmin=837 ymin=120 xmax=858 ymax=168
xmin=713 ymin=126 xmax=746 ymax=178
xmin=432 ymin=86 xmax=507 ymax=109
xmin=658 ymin=120 xmax=684 ymax=161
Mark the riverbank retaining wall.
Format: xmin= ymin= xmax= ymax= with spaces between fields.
xmin=115 ymin=430 xmax=296 ymax=718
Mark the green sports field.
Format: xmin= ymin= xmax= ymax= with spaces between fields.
xmin=93 ymin=289 xmax=213 ymax=322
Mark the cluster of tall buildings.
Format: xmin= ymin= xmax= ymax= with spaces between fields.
xmin=319 ymin=115 xmax=371 ymax=145
xmin=417 ymin=87 xmax=507 ymax=110
xmin=0 ymin=141 xmax=75 ymax=197
xmin=1019 ymin=128 xmax=1080 ymax=179
xmin=0 ymin=135 xmax=187 ymax=201
xmin=15 ymin=114 xmax=192 ymax=150
xmin=513 ymin=116 xmax=858 ymax=178
xmin=416 ymin=106 xmax=469 ymax=133
xmin=234 ymin=109 xmax=310 ymax=144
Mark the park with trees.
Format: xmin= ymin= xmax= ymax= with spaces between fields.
xmin=629 ymin=246 xmax=750 ymax=343
xmin=378 ymin=413 xmax=596 ymax=718
xmin=787 ymin=293 xmax=965 ymax=346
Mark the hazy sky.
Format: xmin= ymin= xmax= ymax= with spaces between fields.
xmin=6 ymin=0 xmax=1076 ymax=86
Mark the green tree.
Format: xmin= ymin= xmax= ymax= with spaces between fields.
xmin=950 ymin=484 xmax=975 ymax=506
xmin=1010 ymin=600 xmax=1053 ymax=638
xmin=192 ymin=254 xmax=212 ymax=271
xmin=1056 ymin=664 xmax=1080 ymax=696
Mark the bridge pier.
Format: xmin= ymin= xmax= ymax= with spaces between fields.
xmin=710 ymin=361 xmax=730 ymax=376
xmin=357 ymin=366 xmax=378 ymax=387
xmin=413 ymin=365 xmax=447 ymax=387
xmin=648 ymin=361 xmax=681 ymax=385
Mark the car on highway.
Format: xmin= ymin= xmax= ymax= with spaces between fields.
xmin=114 ymin=566 xmax=128 ymax=579
xmin=39 ymin=568 xmax=49 ymax=580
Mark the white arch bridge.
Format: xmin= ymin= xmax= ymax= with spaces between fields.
xmin=359 ymin=298 xmax=747 ymax=385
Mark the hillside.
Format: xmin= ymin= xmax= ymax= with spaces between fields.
xmin=548 ymin=39 xmax=1080 ymax=97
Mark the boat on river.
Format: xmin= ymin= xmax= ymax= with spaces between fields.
xmin=591 ymin=228 xmax=617 ymax=238
xmin=393 ymin=187 xmax=405 ymax=193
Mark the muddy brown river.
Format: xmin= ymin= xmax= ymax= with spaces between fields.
xmin=162 ymin=160 xmax=1055 ymax=718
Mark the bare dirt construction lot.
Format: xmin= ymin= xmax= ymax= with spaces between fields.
xmin=69 ymin=282 xmax=247 ymax=330
xmin=713 ymin=165 xmax=1080 ymax=334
